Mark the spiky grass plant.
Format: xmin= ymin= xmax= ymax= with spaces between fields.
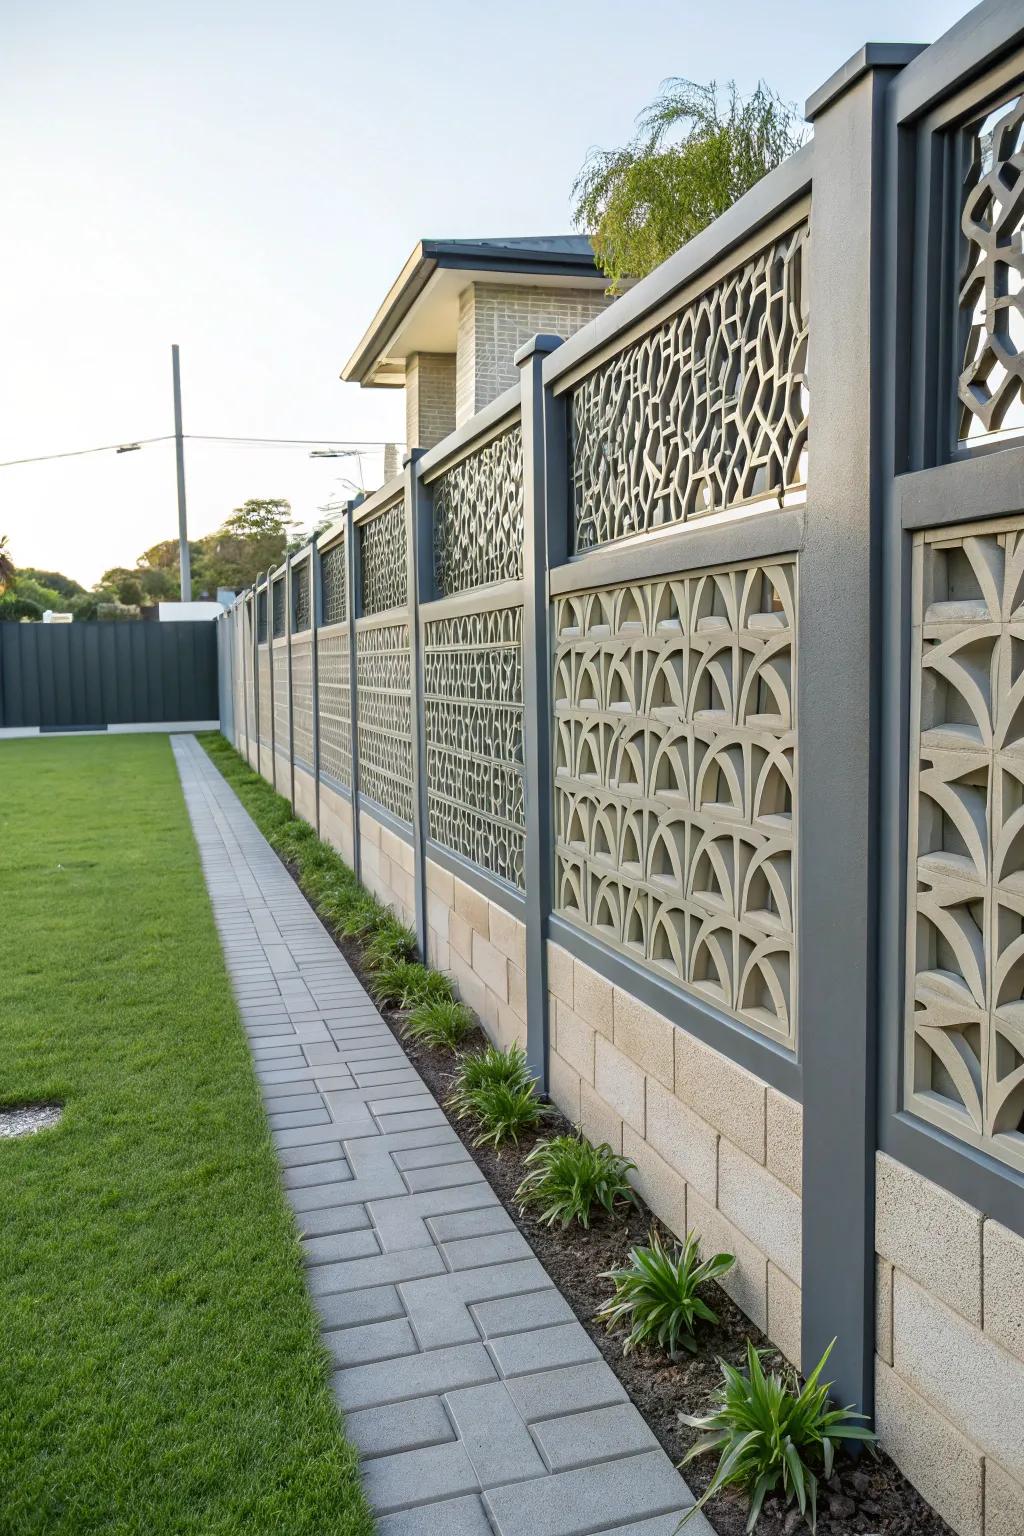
xmin=597 ymin=1228 xmax=733 ymax=1357
xmin=515 ymin=1134 xmax=636 ymax=1228
xmin=335 ymin=893 xmax=388 ymax=940
xmin=402 ymin=998 xmax=475 ymax=1051
xmin=678 ymin=1339 xmax=876 ymax=1533
xmin=363 ymin=918 xmax=417 ymax=970
xmin=370 ymin=960 xmax=453 ymax=1011
xmin=447 ymin=1045 xmax=546 ymax=1148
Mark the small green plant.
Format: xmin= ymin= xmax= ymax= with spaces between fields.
xmin=597 ymin=1228 xmax=734 ymax=1358
xmin=403 ymin=997 xmax=476 ymax=1051
xmin=447 ymin=1044 xmax=546 ymax=1147
xmin=371 ymin=960 xmax=453 ymax=1011
xmin=336 ymin=893 xmax=387 ymax=939
xmin=515 ymin=1134 xmax=637 ymax=1228
xmin=678 ymin=1338 xmax=876 ymax=1533
xmin=363 ymin=918 xmax=417 ymax=970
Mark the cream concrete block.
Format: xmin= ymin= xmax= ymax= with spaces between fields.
xmin=549 ymin=1051 xmax=582 ymax=1124
xmin=359 ymin=811 xmax=381 ymax=847
xmin=496 ymin=1004 xmax=526 ymax=1052
xmin=893 ymin=1271 xmax=1024 ymax=1483
xmin=580 ymin=1082 xmax=622 ymax=1153
xmin=379 ymin=825 xmax=401 ymax=866
xmin=612 ymin=989 xmax=674 ymax=1088
xmin=674 ymin=1030 xmax=766 ymax=1163
xmin=644 ymin=1079 xmax=717 ymax=1204
xmin=622 ymin=1126 xmax=687 ymax=1238
xmin=489 ymin=904 xmax=526 ymax=970
xmin=450 ymin=953 xmax=487 ymax=1020
xmin=426 ymin=891 xmax=450 ymax=943
xmin=453 ymin=877 xmax=489 ymax=937
xmin=480 ymin=988 xmax=500 ymax=1037
xmin=876 ymin=1257 xmax=894 ymax=1366
xmin=573 ymin=959 xmax=613 ymax=1038
xmin=450 ymin=911 xmax=473 ymax=965
xmin=507 ymin=962 xmax=526 ymax=1024
xmin=718 ymin=1140 xmax=801 ymax=1284
xmin=767 ymin=1261 xmax=801 ymax=1369
xmin=426 ymin=859 xmax=454 ymax=905
xmin=766 ymin=1090 xmax=802 ymax=1196
xmin=594 ymin=1036 xmax=645 ymax=1135
xmin=876 ymin=1153 xmax=982 ymax=1326
xmin=553 ymin=1003 xmax=595 ymax=1085
xmin=547 ymin=942 xmax=574 ymax=1008
xmin=430 ymin=935 xmax=451 ymax=973
xmin=394 ymin=836 xmax=414 ymax=876
xmin=983 ymin=1220 xmax=1024 ymax=1364
xmin=361 ymin=842 xmax=384 ymax=880
xmin=875 ymin=1357 xmax=984 ymax=1536
xmin=472 ymin=933 xmax=509 ymax=1004
xmin=687 ymin=1187 xmax=768 ymax=1332
xmin=390 ymin=866 xmax=414 ymax=914
xmin=985 ymin=1459 xmax=1024 ymax=1536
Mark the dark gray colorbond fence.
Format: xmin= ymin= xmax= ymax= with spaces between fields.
xmin=0 ymin=621 xmax=219 ymax=731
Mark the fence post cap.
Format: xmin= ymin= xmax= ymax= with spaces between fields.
xmin=514 ymin=334 xmax=563 ymax=367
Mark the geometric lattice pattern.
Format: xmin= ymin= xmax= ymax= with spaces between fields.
xmin=553 ymin=559 xmax=797 ymax=1044
xmin=291 ymin=638 xmax=313 ymax=770
xmin=906 ymin=520 xmax=1024 ymax=1173
xmin=424 ymin=607 xmax=524 ymax=887
xmin=272 ymin=578 xmax=286 ymax=639
xmin=356 ymin=620 xmax=413 ymax=824
xmin=293 ymin=561 xmax=311 ymax=632
xmin=360 ymin=499 xmax=408 ymax=617
xmin=958 ymin=92 xmax=1024 ymax=446
xmin=321 ymin=537 xmax=347 ymax=627
xmin=257 ymin=589 xmax=268 ymax=645
xmin=570 ymin=225 xmax=809 ymax=551
xmin=272 ymin=641 xmax=290 ymax=759
xmin=318 ymin=630 xmax=351 ymax=790
xmin=431 ymin=427 xmax=524 ymax=596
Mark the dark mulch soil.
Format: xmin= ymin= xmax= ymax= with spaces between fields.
xmin=281 ymin=856 xmax=953 ymax=1536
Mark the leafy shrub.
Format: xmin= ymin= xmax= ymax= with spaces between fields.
xmin=597 ymin=1228 xmax=734 ymax=1357
xmin=371 ymin=960 xmax=453 ymax=1011
xmin=447 ymin=1045 xmax=546 ymax=1148
xmin=403 ymin=998 xmax=475 ymax=1051
xmin=336 ymin=893 xmax=387 ymax=939
xmin=364 ymin=919 xmax=418 ymax=970
xmin=678 ymin=1338 xmax=876 ymax=1532
xmin=515 ymin=1134 xmax=636 ymax=1228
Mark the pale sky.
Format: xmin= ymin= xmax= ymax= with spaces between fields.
xmin=3 ymin=0 xmax=970 ymax=588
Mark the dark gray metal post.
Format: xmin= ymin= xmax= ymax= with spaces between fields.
xmin=267 ymin=576 xmax=277 ymax=791
xmin=405 ymin=449 xmax=430 ymax=958
xmin=800 ymin=48 xmax=918 ymax=1415
xmin=171 ymin=344 xmax=192 ymax=603
xmin=286 ymin=558 xmax=295 ymax=813
xmin=311 ymin=536 xmax=322 ymax=838
xmin=516 ymin=334 xmax=565 ymax=1089
xmin=345 ymin=502 xmax=362 ymax=883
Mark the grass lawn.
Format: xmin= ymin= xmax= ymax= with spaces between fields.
xmin=0 ymin=735 xmax=373 ymax=1536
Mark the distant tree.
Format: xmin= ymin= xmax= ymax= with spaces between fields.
xmin=16 ymin=567 xmax=84 ymax=600
xmin=200 ymin=498 xmax=295 ymax=590
xmin=0 ymin=536 xmax=14 ymax=596
xmin=11 ymin=575 xmax=64 ymax=613
xmin=99 ymin=566 xmax=149 ymax=607
xmin=0 ymin=593 xmax=42 ymax=621
xmin=572 ymin=79 xmax=806 ymax=290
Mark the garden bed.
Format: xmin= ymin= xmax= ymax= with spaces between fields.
xmin=199 ymin=734 xmax=953 ymax=1536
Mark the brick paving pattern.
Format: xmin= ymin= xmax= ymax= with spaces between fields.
xmin=173 ymin=735 xmax=709 ymax=1536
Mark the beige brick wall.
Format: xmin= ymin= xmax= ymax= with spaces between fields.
xmin=874 ymin=1154 xmax=1024 ymax=1536
xmin=318 ymin=777 xmax=355 ymax=870
xmin=454 ymin=282 xmax=614 ymax=426
xmin=425 ymin=858 xmax=526 ymax=1051
xmin=359 ymin=808 xmax=415 ymax=929
xmin=405 ymin=352 xmax=456 ymax=450
xmin=547 ymin=940 xmax=803 ymax=1362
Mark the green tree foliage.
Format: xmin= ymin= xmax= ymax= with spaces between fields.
xmin=199 ymin=499 xmax=295 ymax=591
xmin=572 ymin=79 xmax=806 ymax=290
xmin=0 ymin=535 xmax=15 ymax=595
xmin=11 ymin=575 xmax=67 ymax=613
xmin=0 ymin=593 xmax=42 ymax=621
xmin=16 ymin=567 xmax=84 ymax=600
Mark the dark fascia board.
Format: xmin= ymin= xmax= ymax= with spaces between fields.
xmin=543 ymin=142 xmax=814 ymax=389
xmin=805 ymin=42 xmax=926 ymax=122
xmin=890 ymin=0 xmax=1024 ymax=124
xmin=341 ymin=238 xmax=604 ymax=387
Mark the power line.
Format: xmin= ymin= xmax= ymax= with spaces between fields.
xmin=0 ymin=433 xmax=399 ymax=469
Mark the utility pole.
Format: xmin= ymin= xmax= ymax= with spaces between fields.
xmin=171 ymin=344 xmax=192 ymax=602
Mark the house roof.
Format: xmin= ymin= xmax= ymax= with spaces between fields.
xmin=341 ymin=236 xmax=607 ymax=388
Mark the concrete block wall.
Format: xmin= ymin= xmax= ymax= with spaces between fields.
xmin=425 ymin=858 xmax=527 ymax=1052
xmin=405 ymin=352 xmax=456 ymax=450
xmin=547 ymin=939 xmax=803 ymax=1367
xmin=359 ymin=808 xmax=416 ymax=930
xmin=455 ymin=283 xmax=613 ymax=426
xmin=318 ymin=778 xmax=356 ymax=869
xmin=873 ymin=1154 xmax=1024 ymax=1536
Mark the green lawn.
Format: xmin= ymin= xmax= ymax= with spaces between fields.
xmin=0 ymin=735 xmax=373 ymax=1536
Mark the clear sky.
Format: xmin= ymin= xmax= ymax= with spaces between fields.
xmin=3 ymin=0 xmax=971 ymax=588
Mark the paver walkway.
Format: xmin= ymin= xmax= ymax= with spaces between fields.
xmin=173 ymin=735 xmax=710 ymax=1536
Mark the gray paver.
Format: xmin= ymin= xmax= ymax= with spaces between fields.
xmin=173 ymin=735 xmax=700 ymax=1536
